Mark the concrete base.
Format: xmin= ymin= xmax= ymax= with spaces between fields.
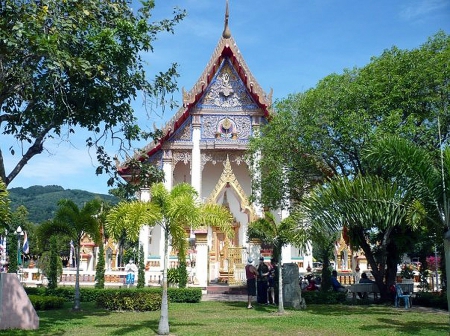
xmin=0 ymin=273 xmax=39 ymax=330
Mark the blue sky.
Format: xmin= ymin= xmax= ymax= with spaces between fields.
xmin=3 ymin=0 xmax=450 ymax=195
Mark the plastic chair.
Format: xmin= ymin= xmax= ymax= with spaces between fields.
xmin=395 ymin=284 xmax=411 ymax=309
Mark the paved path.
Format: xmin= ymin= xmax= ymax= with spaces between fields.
xmin=202 ymin=294 xmax=247 ymax=302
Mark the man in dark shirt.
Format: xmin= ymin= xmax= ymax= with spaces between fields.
xmin=256 ymin=256 xmax=269 ymax=304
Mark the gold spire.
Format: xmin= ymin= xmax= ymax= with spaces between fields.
xmin=222 ymin=0 xmax=231 ymax=39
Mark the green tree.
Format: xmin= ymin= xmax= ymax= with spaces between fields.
xmin=363 ymin=136 xmax=450 ymax=306
xmin=0 ymin=178 xmax=10 ymax=230
xmin=301 ymin=174 xmax=425 ymax=300
xmin=0 ymin=0 xmax=185 ymax=190
xmin=106 ymin=182 xmax=232 ymax=335
xmin=95 ymin=243 xmax=105 ymax=289
xmin=137 ymin=245 xmax=145 ymax=288
xmin=6 ymin=230 xmax=17 ymax=273
xmin=40 ymin=199 xmax=102 ymax=310
xmin=248 ymin=32 xmax=449 ymax=292
xmin=47 ymin=236 xmax=60 ymax=290
xmin=248 ymin=211 xmax=307 ymax=313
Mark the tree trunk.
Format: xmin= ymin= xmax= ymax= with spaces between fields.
xmin=444 ymin=236 xmax=450 ymax=312
xmin=73 ymin=245 xmax=81 ymax=311
xmin=277 ymin=251 xmax=284 ymax=314
xmin=158 ymin=225 xmax=170 ymax=335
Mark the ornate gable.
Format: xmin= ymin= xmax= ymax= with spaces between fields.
xmin=207 ymin=156 xmax=255 ymax=223
xmin=197 ymin=58 xmax=259 ymax=112
xmin=118 ymin=3 xmax=272 ymax=175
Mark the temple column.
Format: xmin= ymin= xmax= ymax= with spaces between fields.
xmin=138 ymin=188 xmax=151 ymax=283
xmin=162 ymin=150 xmax=173 ymax=191
xmin=195 ymin=231 xmax=208 ymax=287
xmin=251 ymin=124 xmax=263 ymax=217
xmin=191 ymin=116 xmax=202 ymax=197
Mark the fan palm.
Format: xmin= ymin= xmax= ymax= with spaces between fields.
xmin=302 ymin=174 xmax=425 ymax=300
xmin=363 ymin=135 xmax=450 ymax=306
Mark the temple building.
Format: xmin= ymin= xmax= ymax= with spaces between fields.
xmin=117 ymin=2 xmax=313 ymax=287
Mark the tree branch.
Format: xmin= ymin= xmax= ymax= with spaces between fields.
xmin=4 ymin=126 xmax=52 ymax=186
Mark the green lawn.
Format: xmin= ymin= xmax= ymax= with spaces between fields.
xmin=0 ymin=301 xmax=448 ymax=336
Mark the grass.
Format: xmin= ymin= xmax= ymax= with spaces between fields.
xmin=0 ymin=301 xmax=448 ymax=336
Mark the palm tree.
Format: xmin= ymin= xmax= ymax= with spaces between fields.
xmin=248 ymin=210 xmax=311 ymax=313
xmin=41 ymin=198 xmax=102 ymax=310
xmin=301 ymin=174 xmax=425 ymax=300
xmin=363 ymin=136 xmax=450 ymax=307
xmin=106 ymin=182 xmax=233 ymax=335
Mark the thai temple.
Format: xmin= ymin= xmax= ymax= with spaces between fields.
xmin=116 ymin=1 xmax=316 ymax=287
xmin=17 ymin=1 xmax=364 ymax=287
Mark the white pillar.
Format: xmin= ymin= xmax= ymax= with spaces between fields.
xmin=191 ymin=122 xmax=201 ymax=197
xmin=195 ymin=232 xmax=208 ymax=287
xmin=139 ymin=188 xmax=151 ymax=262
xmin=162 ymin=150 xmax=173 ymax=191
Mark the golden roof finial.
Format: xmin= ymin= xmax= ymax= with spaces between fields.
xmin=222 ymin=0 xmax=231 ymax=39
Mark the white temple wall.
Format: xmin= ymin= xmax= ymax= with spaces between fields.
xmin=201 ymin=162 xmax=222 ymax=200
xmin=173 ymin=162 xmax=191 ymax=186
xmin=229 ymin=161 xmax=252 ymax=196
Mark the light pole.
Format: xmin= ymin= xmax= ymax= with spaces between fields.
xmin=14 ymin=226 xmax=24 ymax=268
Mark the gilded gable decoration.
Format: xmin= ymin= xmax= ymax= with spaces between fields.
xmin=207 ymin=155 xmax=255 ymax=222
xmin=202 ymin=115 xmax=251 ymax=140
xmin=198 ymin=59 xmax=258 ymax=111
xmin=200 ymin=152 xmax=247 ymax=171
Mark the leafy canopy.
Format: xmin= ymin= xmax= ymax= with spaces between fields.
xmin=0 ymin=0 xmax=186 ymax=190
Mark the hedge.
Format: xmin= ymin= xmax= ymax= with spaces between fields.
xmin=28 ymin=295 xmax=65 ymax=310
xmin=96 ymin=291 xmax=161 ymax=311
xmin=25 ymin=286 xmax=202 ymax=303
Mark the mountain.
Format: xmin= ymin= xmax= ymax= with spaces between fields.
xmin=8 ymin=185 xmax=119 ymax=224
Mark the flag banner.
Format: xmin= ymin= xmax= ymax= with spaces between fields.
xmin=22 ymin=231 xmax=29 ymax=254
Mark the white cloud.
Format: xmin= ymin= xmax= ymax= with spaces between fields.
xmin=400 ymin=0 xmax=449 ymax=21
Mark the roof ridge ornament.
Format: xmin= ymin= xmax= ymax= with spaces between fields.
xmin=222 ymin=0 xmax=231 ymax=39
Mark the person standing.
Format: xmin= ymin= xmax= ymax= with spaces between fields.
xmin=256 ymin=256 xmax=270 ymax=304
xmin=245 ymin=258 xmax=258 ymax=309
xmin=125 ymin=259 xmax=138 ymax=288
xmin=268 ymin=258 xmax=278 ymax=304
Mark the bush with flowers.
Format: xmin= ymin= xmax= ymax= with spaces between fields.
xmin=400 ymin=263 xmax=414 ymax=279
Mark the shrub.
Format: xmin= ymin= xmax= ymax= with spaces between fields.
xmin=29 ymin=295 xmax=65 ymax=310
xmin=167 ymin=287 xmax=202 ymax=303
xmin=302 ymin=290 xmax=347 ymax=304
xmin=96 ymin=290 xmax=161 ymax=311
xmin=414 ymin=292 xmax=448 ymax=310
xmin=25 ymin=286 xmax=202 ymax=305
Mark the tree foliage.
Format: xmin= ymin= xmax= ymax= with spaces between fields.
xmin=302 ymin=174 xmax=426 ymax=299
xmin=249 ymin=32 xmax=449 ymax=208
xmin=106 ymin=182 xmax=233 ymax=335
xmin=137 ymin=244 xmax=145 ymax=288
xmin=47 ymin=235 xmax=60 ymax=290
xmin=363 ymin=136 xmax=450 ymax=303
xmin=39 ymin=198 xmax=102 ymax=310
xmin=0 ymin=0 xmax=186 ymax=190
xmin=248 ymin=32 xmax=449 ymax=300
xmin=0 ymin=178 xmax=10 ymax=230
xmin=95 ymin=242 xmax=105 ymax=289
